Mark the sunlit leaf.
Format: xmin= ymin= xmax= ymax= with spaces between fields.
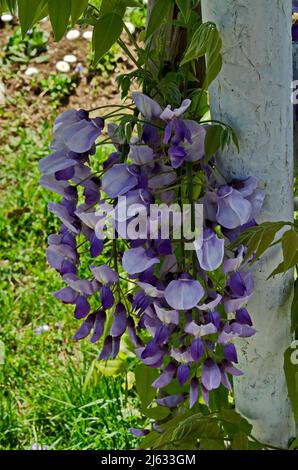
xmin=17 ymin=0 xmax=47 ymax=36
xmin=70 ymin=0 xmax=88 ymax=25
xmin=204 ymin=124 xmax=223 ymax=162
xmin=284 ymin=346 xmax=298 ymax=422
xmin=48 ymin=0 xmax=71 ymax=41
xmin=93 ymin=12 xmax=123 ymax=64
xmin=135 ymin=364 xmax=158 ymax=408
xmin=145 ymin=0 xmax=173 ymax=39
xmin=291 ymin=279 xmax=298 ymax=333
xmin=96 ymin=358 xmax=126 ymax=377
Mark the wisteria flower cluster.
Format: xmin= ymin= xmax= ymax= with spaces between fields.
xmin=39 ymin=92 xmax=264 ymax=412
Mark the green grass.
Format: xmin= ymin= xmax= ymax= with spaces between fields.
xmin=0 ymin=106 xmax=143 ymax=451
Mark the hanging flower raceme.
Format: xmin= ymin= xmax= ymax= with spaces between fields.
xmin=40 ymin=92 xmax=264 ymax=415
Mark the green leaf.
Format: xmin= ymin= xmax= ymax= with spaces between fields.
xmin=230 ymin=221 xmax=289 ymax=266
xmin=199 ymin=421 xmax=225 ymax=450
xmin=99 ymin=0 xmax=125 ymax=16
xmin=48 ymin=0 xmax=71 ymax=41
xmin=203 ymin=26 xmax=222 ymax=87
xmin=141 ymin=405 xmax=170 ymax=420
xmin=17 ymin=0 xmax=47 ymax=36
xmin=119 ymin=0 xmax=141 ymax=6
xmin=282 ymin=229 xmax=298 ymax=271
xmin=204 ymin=124 xmax=223 ymax=162
xmin=284 ymin=346 xmax=298 ymax=422
xmin=96 ymin=358 xmax=126 ymax=377
xmin=289 ymin=434 xmax=298 ymax=450
xmin=146 ymin=0 xmax=173 ymax=39
xmin=181 ymin=22 xmax=222 ymax=87
xmin=93 ymin=13 xmax=123 ymax=64
xmin=181 ymin=21 xmax=214 ymax=65
xmin=217 ymin=409 xmax=253 ymax=436
xmin=176 ymin=0 xmax=191 ymax=22
xmin=0 ymin=0 xmax=16 ymax=13
xmin=232 ymin=432 xmax=249 ymax=450
xmin=135 ymin=364 xmax=158 ymax=408
xmin=140 ymin=431 xmax=161 ymax=449
xmin=268 ymin=228 xmax=298 ymax=278
xmin=231 ymin=128 xmax=240 ymax=152
xmin=291 ymin=279 xmax=298 ymax=333
xmin=70 ymin=0 xmax=88 ymax=24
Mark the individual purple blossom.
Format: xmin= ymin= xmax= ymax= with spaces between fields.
xmin=216 ymin=186 xmax=252 ymax=229
xmin=132 ymin=92 xmax=163 ymax=119
xmin=132 ymin=290 xmax=151 ymax=315
xmin=152 ymin=363 xmax=176 ymax=389
xmin=48 ymin=202 xmax=80 ymax=234
xmin=98 ymin=335 xmax=113 ymax=360
xmin=112 ymin=336 xmax=121 ymax=359
xmin=164 ymin=276 xmax=204 ymax=310
xmin=170 ymin=348 xmax=193 ymax=364
xmin=62 ymin=116 xmax=103 ymax=153
xmin=202 ymin=359 xmax=221 ymax=391
xmin=110 ymin=303 xmax=127 ymax=337
xmin=135 ymin=346 xmax=165 ymax=368
xmin=160 ymin=99 xmax=191 ymax=120
xmin=127 ymin=316 xmax=143 ymax=347
xmin=190 ymin=338 xmax=204 ymax=361
xmin=156 ymin=394 xmax=185 ymax=408
xmin=130 ymin=143 xmax=154 ymax=166
xmin=293 ymin=23 xmax=298 ymax=42
xmin=236 ymin=307 xmax=253 ymax=326
xmin=185 ymin=321 xmax=217 ymax=338
xmin=190 ymin=378 xmax=199 ymax=408
xmin=39 ymin=148 xmax=77 ymax=175
xmin=222 ymin=246 xmax=246 ymax=274
xmin=74 ymin=296 xmax=91 ymax=319
xmin=73 ymin=313 xmax=95 ymax=340
xmin=102 ymin=164 xmax=138 ymax=198
xmin=224 ymin=271 xmax=254 ymax=313
xmin=90 ymin=310 xmax=106 ymax=343
xmin=100 ymin=285 xmax=115 ymax=310
xmin=129 ymin=428 xmax=150 ymax=437
xmin=123 ymin=247 xmax=160 ymax=275
xmin=195 ymin=228 xmax=224 ymax=272
xmin=199 ymin=293 xmax=222 ymax=311
xmin=177 ymin=364 xmax=190 ymax=385
xmin=90 ymin=264 xmax=118 ymax=285
xmin=183 ymin=120 xmax=205 ymax=162
xmin=154 ymin=305 xmax=179 ymax=325
xmin=223 ymin=343 xmax=238 ymax=363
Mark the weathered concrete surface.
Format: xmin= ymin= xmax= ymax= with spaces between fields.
xmin=201 ymin=0 xmax=295 ymax=447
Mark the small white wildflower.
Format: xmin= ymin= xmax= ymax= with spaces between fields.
xmin=33 ymin=324 xmax=50 ymax=335
xmin=63 ymin=54 xmax=77 ymax=63
xmin=56 ymin=60 xmax=71 ymax=72
xmin=83 ymin=30 xmax=93 ymax=40
xmin=66 ymin=29 xmax=80 ymax=40
xmin=125 ymin=21 xmax=135 ymax=35
xmin=1 ymin=13 xmax=13 ymax=22
xmin=31 ymin=443 xmax=51 ymax=450
xmin=25 ymin=67 xmax=39 ymax=76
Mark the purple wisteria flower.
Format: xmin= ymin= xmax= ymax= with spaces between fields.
xmin=41 ymin=92 xmax=263 ymax=416
xmin=164 ymin=276 xmax=204 ymax=310
xmin=195 ymin=228 xmax=224 ymax=271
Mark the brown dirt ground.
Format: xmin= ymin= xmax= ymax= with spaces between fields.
xmin=0 ymin=17 xmax=135 ymax=136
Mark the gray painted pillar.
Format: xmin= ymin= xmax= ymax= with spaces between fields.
xmin=293 ymin=42 xmax=298 ymax=168
xmin=201 ymin=0 xmax=295 ymax=447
